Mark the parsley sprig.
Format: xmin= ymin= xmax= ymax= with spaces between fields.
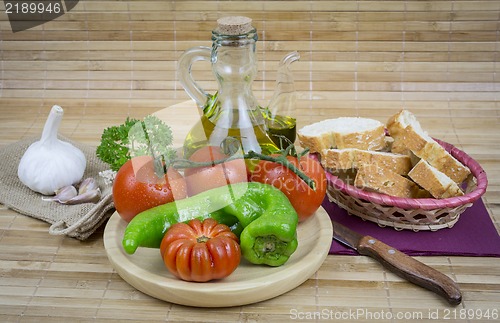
xmin=96 ymin=115 xmax=175 ymax=172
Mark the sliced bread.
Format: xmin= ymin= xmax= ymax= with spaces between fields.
xmin=408 ymin=159 xmax=464 ymax=199
xmin=387 ymin=109 xmax=470 ymax=184
xmin=298 ymin=117 xmax=386 ymax=153
xmin=321 ymin=148 xmax=412 ymax=175
xmin=354 ymin=164 xmax=420 ymax=198
xmin=387 ymin=109 xmax=416 ymax=136
xmin=386 ymin=109 xmax=422 ymax=155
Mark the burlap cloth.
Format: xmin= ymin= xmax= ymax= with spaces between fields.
xmin=0 ymin=137 xmax=114 ymax=240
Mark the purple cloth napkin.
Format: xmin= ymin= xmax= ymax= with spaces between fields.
xmin=324 ymin=197 xmax=500 ymax=257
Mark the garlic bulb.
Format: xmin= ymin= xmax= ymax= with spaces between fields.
xmin=18 ymin=105 xmax=87 ymax=195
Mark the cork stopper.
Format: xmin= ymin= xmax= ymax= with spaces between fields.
xmin=216 ymin=16 xmax=253 ymax=35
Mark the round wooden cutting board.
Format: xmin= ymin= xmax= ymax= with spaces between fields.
xmin=103 ymin=207 xmax=333 ymax=307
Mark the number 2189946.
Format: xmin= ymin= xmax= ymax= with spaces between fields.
xmin=5 ymin=1 xmax=62 ymax=14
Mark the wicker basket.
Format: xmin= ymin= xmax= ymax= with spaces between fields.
xmin=322 ymin=139 xmax=488 ymax=231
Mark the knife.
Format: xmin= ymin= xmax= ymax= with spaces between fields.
xmin=332 ymin=220 xmax=462 ymax=305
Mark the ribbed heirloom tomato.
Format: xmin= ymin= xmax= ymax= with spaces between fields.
xmin=113 ymin=155 xmax=187 ymax=222
xmin=249 ymin=155 xmax=327 ymax=222
xmin=160 ymin=218 xmax=241 ymax=282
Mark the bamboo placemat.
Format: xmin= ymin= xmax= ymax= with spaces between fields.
xmin=1 ymin=100 xmax=498 ymax=321
xmin=1 ymin=1 xmax=500 ymax=321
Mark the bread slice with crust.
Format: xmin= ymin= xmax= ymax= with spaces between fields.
xmin=321 ymin=148 xmax=412 ymax=175
xmin=386 ymin=109 xmax=420 ymax=155
xmin=408 ymin=159 xmax=464 ymax=199
xmin=354 ymin=164 xmax=420 ymax=198
xmin=387 ymin=109 xmax=470 ymax=184
xmin=298 ymin=117 xmax=386 ymax=153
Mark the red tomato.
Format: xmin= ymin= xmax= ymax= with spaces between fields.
xmin=160 ymin=218 xmax=241 ymax=282
xmin=249 ymin=155 xmax=327 ymax=222
xmin=113 ymin=155 xmax=187 ymax=222
xmin=183 ymin=146 xmax=248 ymax=196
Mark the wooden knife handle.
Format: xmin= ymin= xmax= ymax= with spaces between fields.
xmin=357 ymin=235 xmax=462 ymax=306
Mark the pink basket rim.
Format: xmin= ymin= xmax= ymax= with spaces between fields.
xmin=318 ymin=138 xmax=488 ymax=210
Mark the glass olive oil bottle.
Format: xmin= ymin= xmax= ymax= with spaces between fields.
xmin=178 ymin=16 xmax=279 ymax=158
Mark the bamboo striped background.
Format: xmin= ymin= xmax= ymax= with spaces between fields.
xmin=1 ymin=1 xmax=498 ymax=116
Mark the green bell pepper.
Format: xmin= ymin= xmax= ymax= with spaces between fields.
xmin=122 ymin=182 xmax=299 ymax=266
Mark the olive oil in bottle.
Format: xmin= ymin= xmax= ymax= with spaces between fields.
xmin=266 ymin=114 xmax=297 ymax=150
xmin=184 ymin=114 xmax=279 ymax=158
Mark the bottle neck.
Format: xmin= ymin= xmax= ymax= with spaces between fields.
xmin=211 ymin=29 xmax=258 ymax=85
xmin=211 ymin=28 xmax=258 ymax=47
xmin=210 ymin=29 xmax=263 ymax=128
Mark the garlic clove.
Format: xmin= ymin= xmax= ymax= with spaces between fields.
xmin=64 ymin=188 xmax=101 ymax=205
xmin=78 ymin=177 xmax=98 ymax=194
xmin=42 ymin=185 xmax=78 ymax=203
xmin=40 ymin=178 xmax=102 ymax=205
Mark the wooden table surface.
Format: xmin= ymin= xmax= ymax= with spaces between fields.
xmin=0 ymin=100 xmax=499 ymax=323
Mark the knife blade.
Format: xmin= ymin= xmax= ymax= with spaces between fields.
xmin=332 ymin=220 xmax=462 ymax=306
